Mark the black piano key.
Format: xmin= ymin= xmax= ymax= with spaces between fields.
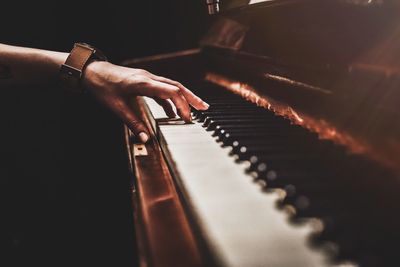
xmin=219 ymin=131 xmax=319 ymax=147
xmin=260 ymin=171 xmax=325 ymax=191
xmin=194 ymin=105 xmax=259 ymax=115
xmin=200 ymin=109 xmax=280 ymax=118
xmin=229 ymin=135 xmax=331 ymax=151
xmin=233 ymin=138 xmax=337 ymax=155
xmin=192 ymin=82 xmax=400 ymax=266
xmin=216 ymin=128 xmax=306 ymax=142
xmin=206 ymin=118 xmax=291 ymax=131
xmin=236 ymin=145 xmax=314 ymax=161
xmin=213 ymin=124 xmax=291 ymax=137
xmin=198 ymin=111 xmax=268 ymax=123
xmin=203 ymin=114 xmax=286 ymax=127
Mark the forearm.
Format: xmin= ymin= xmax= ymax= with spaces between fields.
xmin=0 ymin=43 xmax=209 ymax=143
xmin=0 ymin=43 xmax=68 ymax=88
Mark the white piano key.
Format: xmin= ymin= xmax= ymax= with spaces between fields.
xmin=142 ymin=97 xmax=349 ymax=267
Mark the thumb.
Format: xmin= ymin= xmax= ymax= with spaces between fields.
xmin=116 ymin=101 xmax=149 ymax=143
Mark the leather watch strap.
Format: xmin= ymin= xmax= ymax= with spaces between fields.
xmin=60 ymin=43 xmax=106 ymax=93
xmin=64 ymin=43 xmax=94 ymax=72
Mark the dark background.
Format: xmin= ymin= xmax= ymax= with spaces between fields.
xmin=0 ymin=1 xmax=207 ymax=266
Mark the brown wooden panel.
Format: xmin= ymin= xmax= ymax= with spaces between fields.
xmin=125 ymin=98 xmax=207 ymax=267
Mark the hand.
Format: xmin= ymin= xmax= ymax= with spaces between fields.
xmin=82 ymin=61 xmax=209 ymax=143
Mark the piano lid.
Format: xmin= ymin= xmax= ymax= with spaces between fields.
xmin=200 ymin=0 xmax=400 ymax=175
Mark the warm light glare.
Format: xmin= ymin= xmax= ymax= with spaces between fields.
xmin=205 ymin=73 xmax=367 ymax=152
xmin=205 ymin=72 xmax=400 ymax=175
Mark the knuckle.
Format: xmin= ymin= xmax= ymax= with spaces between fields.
xmin=130 ymin=120 xmax=144 ymax=130
xmin=170 ymin=87 xmax=181 ymax=96
xmin=169 ymin=79 xmax=182 ymax=88
xmin=132 ymin=75 xmax=152 ymax=87
xmin=137 ymin=69 xmax=149 ymax=75
xmin=175 ymin=81 xmax=184 ymax=88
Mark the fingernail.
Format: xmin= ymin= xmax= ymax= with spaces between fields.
xmin=200 ymin=101 xmax=209 ymax=109
xmin=138 ymin=132 xmax=149 ymax=143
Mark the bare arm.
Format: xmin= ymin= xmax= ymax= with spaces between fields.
xmin=0 ymin=43 xmax=209 ymax=142
xmin=0 ymin=44 xmax=67 ymax=87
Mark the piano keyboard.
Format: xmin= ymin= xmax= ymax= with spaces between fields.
xmin=140 ymin=82 xmax=399 ymax=267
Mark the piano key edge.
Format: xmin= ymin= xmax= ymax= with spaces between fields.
xmin=124 ymin=97 xmax=210 ymax=267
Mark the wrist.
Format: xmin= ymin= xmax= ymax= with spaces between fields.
xmin=47 ymin=51 xmax=69 ymax=77
xmin=81 ymin=60 xmax=109 ymax=91
xmin=31 ymin=49 xmax=68 ymax=80
xmin=46 ymin=51 xmax=69 ymax=68
xmin=59 ymin=43 xmax=107 ymax=93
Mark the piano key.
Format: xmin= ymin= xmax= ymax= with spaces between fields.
xmin=143 ymin=96 xmax=337 ymax=267
xmin=199 ymin=111 xmax=271 ymax=123
xmin=192 ymin=105 xmax=258 ymax=118
xmin=141 ymin=82 xmax=400 ymax=267
xmin=219 ymin=132 xmax=319 ymax=147
xmin=205 ymin=118 xmax=291 ymax=131
xmin=212 ymin=124 xmax=291 ymax=137
xmin=228 ymin=135 xmax=328 ymax=150
xmin=203 ymin=116 xmax=289 ymax=129
xmin=203 ymin=111 xmax=276 ymax=127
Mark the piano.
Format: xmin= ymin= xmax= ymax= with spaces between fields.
xmin=122 ymin=1 xmax=400 ymax=266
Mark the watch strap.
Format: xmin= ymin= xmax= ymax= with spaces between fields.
xmin=64 ymin=43 xmax=94 ymax=72
xmin=60 ymin=43 xmax=102 ymax=92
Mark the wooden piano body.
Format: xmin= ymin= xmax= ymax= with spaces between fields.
xmin=123 ymin=1 xmax=400 ymax=266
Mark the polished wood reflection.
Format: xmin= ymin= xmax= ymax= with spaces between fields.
xmin=125 ymin=97 xmax=206 ymax=267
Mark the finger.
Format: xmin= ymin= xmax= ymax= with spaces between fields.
xmin=142 ymin=80 xmax=192 ymax=123
xmin=153 ymin=76 xmax=209 ymax=110
xmin=113 ymin=100 xmax=149 ymax=143
xmin=154 ymin=98 xmax=176 ymax=118
xmin=170 ymin=91 xmax=192 ymax=123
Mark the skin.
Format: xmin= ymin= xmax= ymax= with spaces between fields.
xmin=0 ymin=43 xmax=209 ymax=142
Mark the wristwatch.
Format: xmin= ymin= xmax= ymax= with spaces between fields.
xmin=59 ymin=42 xmax=107 ymax=93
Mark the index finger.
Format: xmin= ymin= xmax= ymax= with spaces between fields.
xmin=154 ymin=76 xmax=209 ymax=111
xmin=144 ymin=79 xmax=193 ymax=123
